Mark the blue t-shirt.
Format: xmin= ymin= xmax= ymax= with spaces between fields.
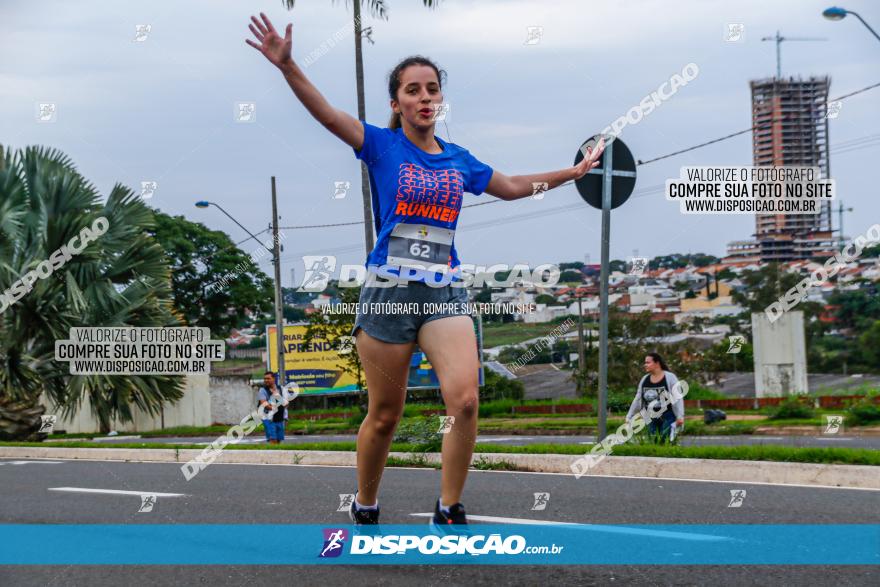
xmin=353 ymin=120 xmax=494 ymax=284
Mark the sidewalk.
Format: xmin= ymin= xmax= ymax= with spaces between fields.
xmin=2 ymin=446 xmax=877 ymax=490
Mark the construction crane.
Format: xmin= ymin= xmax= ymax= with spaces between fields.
xmin=836 ymin=201 xmax=854 ymax=248
xmin=761 ymin=30 xmax=828 ymax=78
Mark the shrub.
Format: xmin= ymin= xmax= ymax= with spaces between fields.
xmin=845 ymin=399 xmax=880 ymax=426
xmin=768 ymin=398 xmax=815 ymax=420
xmin=607 ymin=391 xmax=636 ymax=413
xmin=681 ymin=382 xmax=726 ymax=400
xmin=392 ymin=416 xmax=443 ymax=452
xmin=478 ymin=398 xmax=520 ymax=418
xmin=346 ymin=411 xmax=366 ymax=427
xmin=479 ymin=369 xmax=525 ymax=401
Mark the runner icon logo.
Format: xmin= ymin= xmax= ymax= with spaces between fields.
xmin=531 ymin=492 xmax=549 ymax=511
xmin=319 ymin=528 xmax=348 ymax=558
xmin=337 ymin=494 xmax=354 ymax=512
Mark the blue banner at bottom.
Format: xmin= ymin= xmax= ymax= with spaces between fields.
xmin=1 ymin=524 xmax=877 ymax=565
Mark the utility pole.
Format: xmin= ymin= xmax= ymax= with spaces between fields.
xmin=596 ymin=143 xmax=614 ymax=443
xmin=574 ymin=135 xmax=637 ymax=442
xmin=836 ymin=201 xmax=854 ymax=248
xmin=576 ymin=293 xmax=585 ymax=393
xmin=271 ymin=176 xmax=286 ymax=389
xmin=352 ymin=0 xmax=374 ymax=254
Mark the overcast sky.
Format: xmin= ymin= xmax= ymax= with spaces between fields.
xmin=2 ymin=0 xmax=878 ymax=286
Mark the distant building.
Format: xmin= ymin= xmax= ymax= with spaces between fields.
xmin=725 ymin=76 xmax=836 ymax=264
xmin=677 ymin=280 xmax=743 ymax=324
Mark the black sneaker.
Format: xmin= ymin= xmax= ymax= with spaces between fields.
xmin=430 ymin=498 xmax=471 ymax=534
xmin=349 ymin=495 xmax=380 ymax=525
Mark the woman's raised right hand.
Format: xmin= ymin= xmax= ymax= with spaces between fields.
xmin=246 ymin=12 xmax=293 ymax=70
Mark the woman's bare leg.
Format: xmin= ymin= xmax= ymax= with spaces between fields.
xmin=416 ymin=315 xmax=479 ymax=505
xmin=353 ymin=328 xmax=415 ymax=506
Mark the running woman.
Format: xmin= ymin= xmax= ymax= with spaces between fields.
xmin=625 ymin=353 xmax=685 ymax=443
xmin=246 ymin=12 xmax=605 ymax=528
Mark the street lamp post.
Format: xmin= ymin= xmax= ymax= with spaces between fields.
xmin=195 ymin=201 xmax=270 ymax=252
xmin=823 ymin=6 xmax=880 ymax=43
xmin=195 ymin=190 xmax=286 ymax=388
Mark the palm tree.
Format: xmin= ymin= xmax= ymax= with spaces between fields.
xmin=282 ymin=0 xmax=441 ymax=254
xmin=0 ymin=145 xmax=185 ymax=439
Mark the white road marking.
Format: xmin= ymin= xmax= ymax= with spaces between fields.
xmin=476 ymin=437 xmax=535 ymax=443
xmin=48 ymin=487 xmax=186 ymax=497
xmin=459 ymin=468 xmax=880 ymax=491
xmin=409 ymin=513 xmax=729 ymax=542
xmin=27 ymin=458 xmax=880 ymax=492
xmin=0 ymin=460 xmax=63 ymax=465
xmin=194 ymin=438 xmax=265 ymax=445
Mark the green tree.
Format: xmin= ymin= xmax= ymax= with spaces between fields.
xmin=696 ymin=340 xmax=754 ymax=375
xmin=858 ymin=320 xmax=880 ymax=367
xmin=283 ymin=305 xmax=307 ymax=322
xmin=479 ymin=369 xmax=524 ymax=401
xmin=149 ymin=212 xmax=274 ymax=338
xmin=559 ymin=261 xmax=585 ymax=271
xmin=303 ymin=285 xmax=364 ymax=395
xmin=474 ymin=284 xmax=492 ymax=303
xmin=717 ymin=267 xmax=736 ymax=281
xmin=829 ymin=290 xmax=880 ymax=332
xmin=573 ymin=309 xmax=704 ymax=397
xmin=0 ymin=145 xmax=185 ymax=438
xmin=535 ymin=293 xmax=557 ymax=305
xmin=609 ymin=260 xmax=626 ymax=272
xmin=730 ymin=263 xmax=801 ymax=313
xmin=559 ymin=270 xmax=584 ymax=283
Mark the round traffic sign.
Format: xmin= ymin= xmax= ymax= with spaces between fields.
xmin=574 ymin=135 xmax=637 ymax=210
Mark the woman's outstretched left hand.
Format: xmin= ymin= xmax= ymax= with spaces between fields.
xmin=571 ymin=136 xmax=606 ymax=180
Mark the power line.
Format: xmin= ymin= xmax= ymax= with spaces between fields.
xmin=274 ymin=185 xmax=667 ymax=263
xmin=198 ymin=227 xmax=272 ymax=264
xmin=278 ymin=220 xmax=363 ymax=230
xmin=217 ymin=81 xmax=880 ymax=261
xmin=635 ymin=80 xmax=880 ymax=166
xmin=277 ymin=198 xmax=503 ymax=231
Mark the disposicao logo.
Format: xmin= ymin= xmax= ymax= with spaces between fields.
xmin=319 ymin=528 xmax=348 ymax=558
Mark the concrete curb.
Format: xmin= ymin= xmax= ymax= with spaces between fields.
xmin=1 ymin=446 xmax=877 ymax=490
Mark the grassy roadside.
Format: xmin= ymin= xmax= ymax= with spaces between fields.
xmin=3 ymin=440 xmax=878 ymax=466
xmin=481 ymin=321 xmax=591 ymax=348
xmin=45 ymin=415 xmax=878 ymax=441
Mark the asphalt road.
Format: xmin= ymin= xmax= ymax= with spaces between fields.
xmin=80 ymin=432 xmax=880 ymax=450
xmin=1 ymin=458 xmax=878 ymax=585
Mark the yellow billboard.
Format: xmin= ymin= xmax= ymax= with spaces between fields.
xmin=266 ymin=314 xmax=484 ymax=395
xmin=266 ymin=324 xmax=358 ymax=394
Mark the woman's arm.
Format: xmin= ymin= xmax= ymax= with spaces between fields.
xmin=625 ymin=374 xmax=647 ymax=421
xmin=625 ymin=379 xmax=644 ymax=421
xmin=483 ymin=137 xmax=606 ymax=200
xmin=667 ymin=372 xmax=685 ymax=424
xmin=246 ymin=12 xmax=364 ymax=151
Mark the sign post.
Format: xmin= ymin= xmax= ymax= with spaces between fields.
xmin=574 ymin=136 xmax=637 ymax=441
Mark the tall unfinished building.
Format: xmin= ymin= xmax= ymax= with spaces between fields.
xmin=725 ymin=76 xmax=836 ymax=263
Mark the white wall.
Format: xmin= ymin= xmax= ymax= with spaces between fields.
xmin=209 ymin=376 xmax=259 ymax=425
xmin=41 ymin=374 xmax=212 ymax=434
xmin=751 ymin=311 xmax=809 ymax=397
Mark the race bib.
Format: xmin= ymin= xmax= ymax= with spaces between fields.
xmin=386 ymin=223 xmax=454 ymax=273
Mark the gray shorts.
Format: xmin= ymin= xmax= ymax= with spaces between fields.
xmin=351 ymin=281 xmax=472 ymax=344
